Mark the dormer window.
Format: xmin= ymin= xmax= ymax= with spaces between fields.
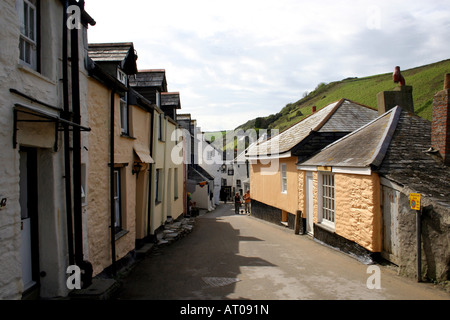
xmin=117 ymin=68 xmax=127 ymax=85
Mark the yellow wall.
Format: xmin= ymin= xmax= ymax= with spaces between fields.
xmin=150 ymin=112 xmax=184 ymax=234
xmin=298 ymin=170 xmax=381 ymax=252
xmin=250 ymin=157 xmax=299 ymax=215
xmin=131 ymin=105 xmax=151 ymax=241
xmin=87 ymin=79 xmax=136 ymax=275
xmin=334 ymin=173 xmax=381 ymax=252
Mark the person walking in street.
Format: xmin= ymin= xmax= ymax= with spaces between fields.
xmin=234 ymin=192 xmax=241 ymax=214
xmin=243 ymin=190 xmax=251 ymax=214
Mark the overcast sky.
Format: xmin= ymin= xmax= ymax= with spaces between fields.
xmin=85 ymin=0 xmax=450 ymax=132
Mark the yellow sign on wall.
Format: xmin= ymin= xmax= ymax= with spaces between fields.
xmin=410 ymin=193 xmax=421 ymax=210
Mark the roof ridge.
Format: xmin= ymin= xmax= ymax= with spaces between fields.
xmin=312 ymin=106 xmax=401 ymax=158
xmin=311 ymin=98 xmax=345 ymax=132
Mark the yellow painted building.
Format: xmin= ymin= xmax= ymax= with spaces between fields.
xmin=247 ymin=99 xmax=378 ymax=229
xmin=250 ymin=156 xmax=299 ymax=223
xmin=86 ymin=42 xmax=144 ymax=275
xmin=298 ymin=107 xmax=398 ymax=257
xmin=150 ymin=108 xmax=185 ymax=235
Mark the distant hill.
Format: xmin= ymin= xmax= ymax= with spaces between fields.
xmin=237 ymin=59 xmax=450 ymax=132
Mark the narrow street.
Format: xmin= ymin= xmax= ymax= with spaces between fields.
xmin=114 ymin=203 xmax=450 ymax=300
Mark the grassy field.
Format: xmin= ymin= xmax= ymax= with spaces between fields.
xmin=238 ymin=59 xmax=450 ymax=132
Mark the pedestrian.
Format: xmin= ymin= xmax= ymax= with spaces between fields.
xmin=234 ymin=192 xmax=241 ymax=214
xmin=243 ymin=190 xmax=251 ymax=214
xmin=186 ymin=192 xmax=192 ymax=217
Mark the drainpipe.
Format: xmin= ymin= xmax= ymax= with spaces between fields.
xmin=70 ymin=1 xmax=93 ymax=287
xmin=62 ymin=0 xmax=74 ymax=266
xmin=110 ymin=90 xmax=117 ymax=275
xmin=147 ymin=108 xmax=154 ymax=238
xmin=70 ymin=14 xmax=83 ymax=267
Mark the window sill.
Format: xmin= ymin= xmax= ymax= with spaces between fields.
xmin=17 ymin=63 xmax=56 ymax=85
xmin=316 ymin=221 xmax=335 ymax=233
xmin=115 ymin=229 xmax=129 ymax=241
xmin=120 ymin=133 xmax=136 ymax=140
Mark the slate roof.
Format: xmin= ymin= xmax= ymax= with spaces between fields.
xmin=300 ymin=106 xmax=450 ymax=207
xmin=246 ymin=99 xmax=378 ymax=157
xmin=88 ymin=42 xmax=138 ymax=75
xmin=188 ymin=165 xmax=214 ymax=183
xmin=129 ymin=70 xmax=167 ymax=91
xmin=300 ymin=107 xmax=400 ymax=168
xmin=377 ymin=109 xmax=450 ymax=207
xmin=161 ymin=92 xmax=181 ymax=109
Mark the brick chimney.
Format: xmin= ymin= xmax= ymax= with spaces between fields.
xmin=432 ymin=74 xmax=450 ymax=165
xmin=312 ymin=106 xmax=317 ymax=113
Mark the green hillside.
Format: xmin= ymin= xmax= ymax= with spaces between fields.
xmin=238 ymin=59 xmax=450 ymax=132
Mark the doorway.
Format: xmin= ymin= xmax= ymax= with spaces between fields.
xmin=19 ymin=148 xmax=40 ymax=294
xmin=381 ymin=184 xmax=400 ymax=264
xmin=305 ymin=172 xmax=314 ymax=235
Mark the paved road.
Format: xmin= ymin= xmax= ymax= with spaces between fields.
xmin=115 ymin=203 xmax=450 ymax=300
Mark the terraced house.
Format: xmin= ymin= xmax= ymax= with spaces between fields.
xmin=0 ymin=1 xmax=188 ymax=299
xmin=130 ymin=70 xmax=185 ymax=237
xmin=0 ymin=0 xmax=95 ymax=299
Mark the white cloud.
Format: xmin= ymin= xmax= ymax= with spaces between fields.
xmin=85 ymin=0 xmax=450 ymax=131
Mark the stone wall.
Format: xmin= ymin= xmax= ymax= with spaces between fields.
xmin=394 ymin=187 xmax=450 ymax=284
xmin=251 ymin=200 xmax=296 ymax=229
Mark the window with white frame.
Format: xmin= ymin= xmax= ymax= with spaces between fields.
xmin=281 ymin=163 xmax=287 ymax=193
xmin=117 ymin=68 xmax=127 ymax=85
xmin=155 ymin=91 xmax=161 ymax=107
xmin=155 ymin=169 xmax=163 ymax=203
xmin=113 ymin=169 xmax=123 ymax=233
xmin=120 ymin=93 xmax=129 ymax=135
xmin=158 ymin=113 xmax=165 ymax=141
xmin=320 ymin=173 xmax=335 ymax=226
xmin=17 ymin=0 xmax=38 ymax=70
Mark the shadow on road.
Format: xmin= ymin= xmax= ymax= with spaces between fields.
xmin=115 ymin=203 xmax=276 ymax=300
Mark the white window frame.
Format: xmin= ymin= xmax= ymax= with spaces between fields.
xmin=120 ymin=93 xmax=129 ymax=135
xmin=319 ymin=172 xmax=335 ymax=228
xmin=117 ymin=68 xmax=128 ymax=86
xmin=156 ymin=91 xmax=161 ymax=107
xmin=113 ymin=169 xmax=123 ymax=233
xmin=158 ymin=113 xmax=165 ymax=141
xmin=17 ymin=0 xmax=38 ymax=70
xmin=281 ymin=163 xmax=287 ymax=194
xmin=155 ymin=169 xmax=163 ymax=203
